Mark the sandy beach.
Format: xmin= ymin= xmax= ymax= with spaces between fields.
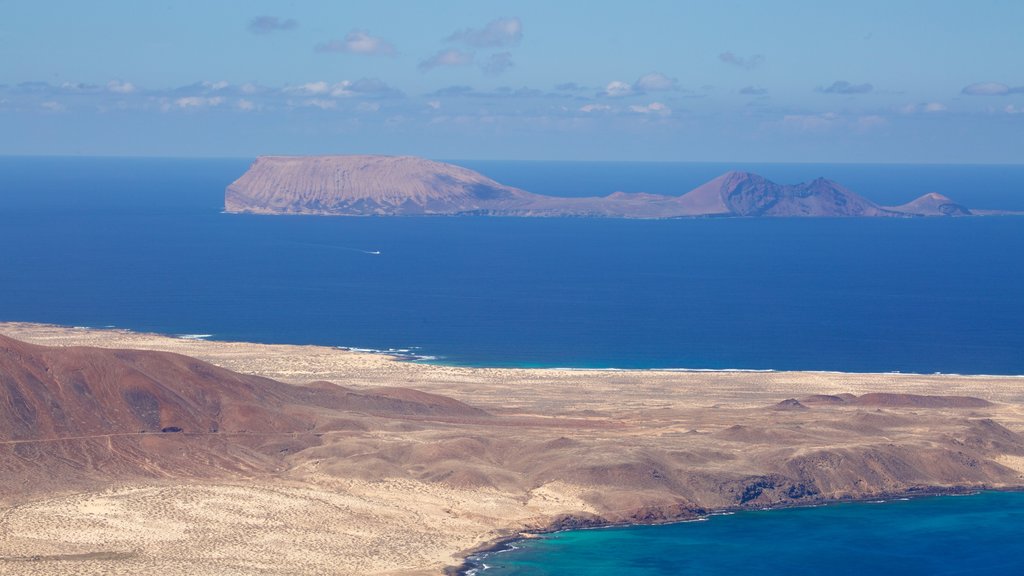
xmin=2 ymin=321 xmax=1023 ymax=575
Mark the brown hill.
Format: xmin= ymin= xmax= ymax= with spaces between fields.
xmin=0 ymin=334 xmax=491 ymax=496
xmin=0 ymin=334 xmax=485 ymax=442
xmin=800 ymin=392 xmax=992 ymax=408
xmin=887 ymin=192 xmax=972 ymax=216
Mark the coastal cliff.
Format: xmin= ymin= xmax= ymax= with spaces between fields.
xmin=225 ymin=155 xmax=993 ymax=218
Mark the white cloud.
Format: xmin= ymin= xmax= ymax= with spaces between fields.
xmin=302 ymin=99 xmax=336 ymax=110
xmin=446 ymin=17 xmax=522 ymax=47
xmin=1005 ymin=104 xmax=1023 ymax=115
xmin=419 ymin=49 xmax=475 ymax=71
xmin=780 ymin=112 xmax=839 ymax=131
xmin=579 ymin=103 xmax=611 ymax=113
xmin=961 ymin=82 xmax=1022 ymax=96
xmin=357 ymin=102 xmax=381 ymax=112
xmin=634 ymin=73 xmax=678 ymax=92
xmin=287 ymin=81 xmax=331 ymax=95
xmin=248 ymin=16 xmax=298 ymax=35
xmin=316 ymin=30 xmax=396 ymax=56
xmin=900 ymin=102 xmax=948 ymax=114
xmin=40 ymin=101 xmax=65 ymax=111
xmin=628 ymin=102 xmax=671 ymax=115
xmin=202 ymin=80 xmax=229 ymax=91
xmin=818 ymin=81 xmax=873 ymax=94
xmin=237 ymin=99 xmax=256 ymax=111
xmin=602 ymin=80 xmax=633 ymax=97
xmin=107 ymin=80 xmax=136 ymax=94
xmin=283 ymin=79 xmax=401 ymax=99
xmin=427 ymin=100 xmax=441 ymax=110
xmin=174 ymin=96 xmax=224 ymax=109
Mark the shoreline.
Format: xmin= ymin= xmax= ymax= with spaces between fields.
xmin=451 ymin=486 xmax=1022 ymax=575
xmin=10 ymin=321 xmax=1024 ymax=379
xmin=4 ymin=320 xmax=1024 ymax=575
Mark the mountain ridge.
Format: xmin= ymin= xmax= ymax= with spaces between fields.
xmin=225 ymin=155 xmax=1009 ymax=218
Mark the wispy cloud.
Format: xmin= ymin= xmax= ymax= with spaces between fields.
xmin=780 ymin=112 xmax=839 ymax=131
xmin=173 ymin=96 xmax=225 ymax=109
xmin=419 ymin=49 xmax=474 ymax=71
xmin=634 ymin=73 xmax=678 ymax=92
xmin=719 ymin=51 xmax=765 ymax=70
xmin=817 ymin=80 xmax=874 ymax=94
xmin=284 ymin=79 xmax=402 ymax=98
xmin=299 ymin=99 xmax=336 ymax=110
xmin=629 ymin=102 xmax=671 ymax=115
xmin=855 ymin=115 xmax=887 ymax=131
xmin=579 ymin=103 xmax=611 ymax=113
xmin=424 ymin=85 xmax=548 ymax=100
xmin=901 ymin=102 xmax=947 ymax=114
xmin=247 ymin=16 xmax=298 ymax=35
xmin=555 ymin=82 xmax=587 ymax=92
xmin=482 ymin=52 xmax=514 ymax=75
xmin=600 ymin=80 xmax=634 ymax=97
xmin=446 ymin=17 xmax=522 ymax=47
xmin=107 ymin=80 xmax=136 ymax=94
xmin=740 ymin=86 xmax=768 ymax=96
xmin=315 ymin=30 xmax=396 ymax=56
xmin=961 ymin=82 xmax=1024 ymax=96
xmin=599 ymin=73 xmax=681 ymax=97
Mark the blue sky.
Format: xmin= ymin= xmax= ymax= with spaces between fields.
xmin=2 ymin=0 xmax=1022 ymax=162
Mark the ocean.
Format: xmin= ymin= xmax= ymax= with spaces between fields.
xmin=1 ymin=156 xmax=1022 ymax=373
xmin=2 ymin=157 xmax=1024 ymax=573
xmin=468 ymin=491 xmax=1024 ymax=575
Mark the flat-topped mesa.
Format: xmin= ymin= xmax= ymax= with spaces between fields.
xmin=225 ymin=155 xmax=986 ymax=218
xmin=225 ymin=155 xmax=542 ymax=215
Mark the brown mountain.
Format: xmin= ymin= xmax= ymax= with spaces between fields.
xmin=225 ymin=155 xmax=1000 ymax=218
xmin=673 ymin=170 xmax=896 ymax=217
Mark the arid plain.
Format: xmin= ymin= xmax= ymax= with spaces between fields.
xmin=2 ymin=321 xmax=1023 ymax=575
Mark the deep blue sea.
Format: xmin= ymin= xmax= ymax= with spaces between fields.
xmin=469 ymin=492 xmax=1024 ymax=575
xmin=1 ymin=156 xmax=1023 ymax=373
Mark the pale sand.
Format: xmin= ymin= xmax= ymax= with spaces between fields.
xmin=2 ymin=321 xmax=1024 ymax=575
xmin=0 ymin=479 xmax=583 ymax=576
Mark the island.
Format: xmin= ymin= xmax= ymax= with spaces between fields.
xmin=224 ymin=155 xmax=1010 ymax=218
xmin=2 ymin=323 xmax=1023 ymax=575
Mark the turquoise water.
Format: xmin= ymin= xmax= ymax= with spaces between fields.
xmin=470 ymin=492 xmax=1024 ymax=575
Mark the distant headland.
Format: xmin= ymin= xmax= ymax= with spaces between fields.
xmin=225 ymin=155 xmax=1014 ymax=218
